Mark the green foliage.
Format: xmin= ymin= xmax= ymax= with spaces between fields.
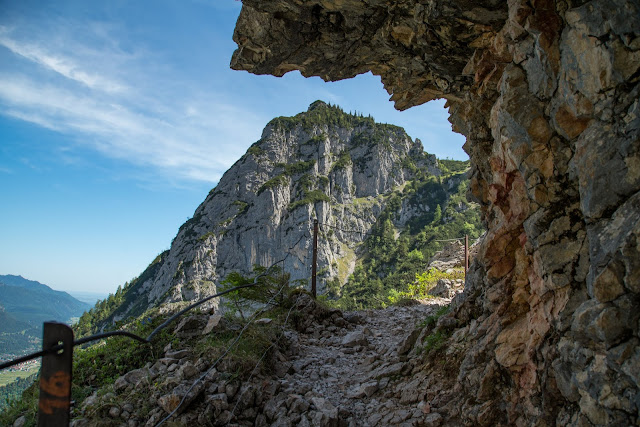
xmin=0 ymin=379 xmax=38 ymax=426
xmin=268 ymin=101 xmax=378 ymax=132
xmin=247 ymin=144 xmax=264 ymax=157
xmin=417 ymin=306 xmax=453 ymax=355
xmin=288 ymin=190 xmax=330 ymax=211
xmin=278 ymin=160 xmax=316 ymax=176
xmin=387 ymin=269 xmax=464 ymax=304
xmin=1 ymin=311 xmax=178 ymax=426
xmin=257 ymin=174 xmax=288 ymax=195
xmin=331 ymin=151 xmax=352 ymax=171
xmin=439 ymin=159 xmax=469 ymax=175
xmin=422 ymin=330 xmax=449 ymax=354
xmin=303 ymin=135 xmax=326 ymax=146
xmin=401 ymin=156 xmax=418 ymax=173
xmin=327 ymin=168 xmax=483 ymax=310
xmin=219 ymin=265 xmax=306 ymax=319
xmin=0 ymin=373 xmax=37 ymax=411
xmin=298 ymin=174 xmax=314 ymax=192
xmin=232 ymin=200 xmax=249 ymax=215
xmin=257 ymin=160 xmax=316 ymax=196
xmin=0 ymin=317 xmax=40 ymax=354
xmin=73 ymin=251 xmax=169 ymax=337
xmin=74 ymin=317 xmax=174 ymax=389
xmin=198 ymin=231 xmax=216 ymax=242
xmin=194 ymin=318 xmax=280 ymax=376
xmin=419 ymin=305 xmax=451 ymax=329
xmin=433 ymin=204 xmax=442 ymax=224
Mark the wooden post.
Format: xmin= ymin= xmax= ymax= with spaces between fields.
xmin=38 ymin=322 xmax=73 ymax=427
xmin=311 ymin=219 xmax=318 ymax=298
xmin=464 ymin=234 xmax=469 ymax=282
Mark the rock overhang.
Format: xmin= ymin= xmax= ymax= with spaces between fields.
xmin=231 ymin=0 xmax=640 ymax=425
xmin=231 ymin=0 xmax=509 ymax=110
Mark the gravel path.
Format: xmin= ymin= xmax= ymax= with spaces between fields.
xmin=267 ymin=298 xmax=451 ymax=426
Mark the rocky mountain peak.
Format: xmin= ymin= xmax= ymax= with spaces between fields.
xmin=85 ymin=101 xmax=470 ymax=330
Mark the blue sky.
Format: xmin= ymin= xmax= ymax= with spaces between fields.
xmin=0 ymin=0 xmax=467 ymax=295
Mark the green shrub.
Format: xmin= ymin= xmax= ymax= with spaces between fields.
xmin=288 ymin=190 xmax=330 ymax=211
xmin=232 ymin=200 xmax=249 ymax=215
xmin=247 ymin=144 xmax=264 ymax=157
xmin=331 ymin=151 xmax=352 ymax=171
xmin=387 ymin=268 xmax=464 ymax=304
xmin=257 ymin=174 xmax=288 ymax=195
xmin=198 ymin=231 xmax=216 ymax=242
xmin=283 ymin=160 xmax=315 ymax=176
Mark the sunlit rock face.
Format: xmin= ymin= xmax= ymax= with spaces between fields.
xmin=232 ymin=1 xmax=640 ymax=424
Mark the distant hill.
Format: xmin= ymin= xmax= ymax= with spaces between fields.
xmin=0 ymin=306 xmax=32 ymax=334
xmin=0 ymin=275 xmax=91 ymax=355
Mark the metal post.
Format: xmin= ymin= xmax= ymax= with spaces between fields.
xmin=38 ymin=322 xmax=74 ymax=427
xmin=464 ymin=235 xmax=469 ymax=282
xmin=312 ymin=219 xmax=318 ymax=298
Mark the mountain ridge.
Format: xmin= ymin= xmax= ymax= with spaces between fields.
xmin=75 ymin=101 xmax=481 ymax=334
xmin=0 ymin=274 xmax=90 ymax=356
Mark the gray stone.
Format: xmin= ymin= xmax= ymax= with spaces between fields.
xmin=397 ymin=327 xmax=421 ymax=355
xmin=173 ymin=315 xmax=209 ymax=338
xmin=108 ymin=406 xmax=121 ymax=418
xmin=157 ymin=381 xmax=205 ymax=415
xmin=202 ymin=314 xmax=222 ymax=334
xmin=370 ymin=362 xmax=404 ymax=379
xmin=205 ymin=393 xmax=229 ymax=416
xmin=368 ymin=413 xmax=382 ymax=426
xmin=343 ymin=313 xmax=365 ymax=324
xmin=311 ymin=396 xmax=338 ymax=422
xmin=341 ymin=330 xmax=368 ymax=348
xmin=178 ymin=361 xmax=198 ymax=380
xmin=165 ymin=349 xmax=191 ymax=359
xmin=12 ymin=416 xmax=26 ymax=427
xmin=360 ymin=380 xmax=379 ymax=398
xmin=124 ymin=368 xmax=149 ymax=387
xmin=288 ymin=395 xmax=310 ymax=414
xmin=113 ymin=375 xmax=129 ymax=392
xmin=423 ymin=412 xmax=443 ymax=426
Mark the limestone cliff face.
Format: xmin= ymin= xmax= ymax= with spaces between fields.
xmin=232 ymin=1 xmax=640 ymax=425
xmin=113 ymin=102 xmax=444 ymax=321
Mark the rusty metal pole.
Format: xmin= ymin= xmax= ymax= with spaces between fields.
xmin=38 ymin=322 xmax=74 ymax=427
xmin=312 ymin=219 xmax=318 ymax=299
xmin=464 ymin=235 xmax=469 ymax=282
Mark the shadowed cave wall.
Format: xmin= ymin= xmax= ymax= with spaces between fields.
xmin=231 ymin=0 xmax=640 ymax=424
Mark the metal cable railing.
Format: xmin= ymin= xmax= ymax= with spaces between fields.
xmin=1 ymin=216 xmax=479 ymax=425
xmin=0 ymin=229 xmax=311 ymax=426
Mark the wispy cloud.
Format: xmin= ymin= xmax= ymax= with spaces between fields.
xmin=0 ymin=24 xmax=266 ymax=184
xmin=0 ymin=34 xmax=128 ymax=94
xmin=0 ymin=74 xmax=263 ymax=182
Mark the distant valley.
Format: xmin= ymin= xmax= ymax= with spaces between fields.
xmin=0 ymin=274 xmax=91 ymax=358
xmin=65 ymin=290 xmax=110 ymax=306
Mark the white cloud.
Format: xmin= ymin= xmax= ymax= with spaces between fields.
xmin=0 ymin=34 xmax=128 ymax=94
xmin=0 ymin=26 xmax=266 ymax=184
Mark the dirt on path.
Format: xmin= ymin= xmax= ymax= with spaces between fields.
xmin=260 ymin=295 xmax=453 ymax=426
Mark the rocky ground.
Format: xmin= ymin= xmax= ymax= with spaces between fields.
xmin=259 ymin=297 xmax=452 ymax=427
xmin=62 ymin=277 xmax=464 ymax=427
